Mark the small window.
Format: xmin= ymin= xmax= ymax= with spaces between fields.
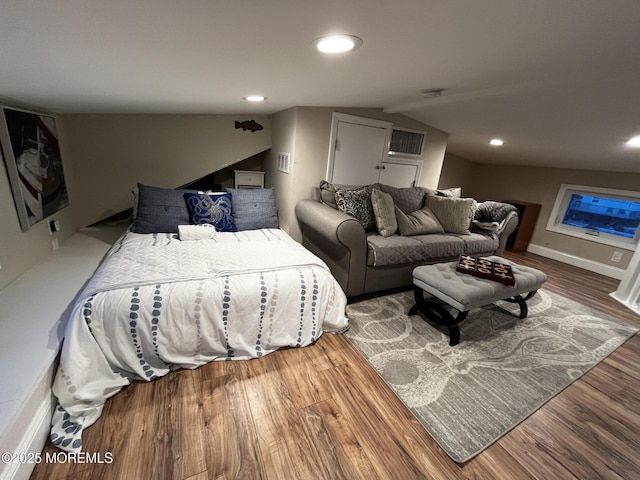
xmin=547 ymin=184 xmax=640 ymax=250
xmin=388 ymin=128 xmax=425 ymax=157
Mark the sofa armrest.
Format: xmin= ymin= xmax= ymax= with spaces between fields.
xmin=295 ymin=199 xmax=367 ymax=296
xmin=495 ymin=211 xmax=518 ymax=255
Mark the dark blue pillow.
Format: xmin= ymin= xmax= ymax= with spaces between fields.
xmin=133 ymin=183 xmax=200 ymax=234
xmin=226 ymin=188 xmax=279 ymax=231
xmin=183 ymin=192 xmax=237 ymax=232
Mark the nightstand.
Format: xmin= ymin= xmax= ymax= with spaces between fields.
xmin=234 ymin=170 xmax=265 ymax=189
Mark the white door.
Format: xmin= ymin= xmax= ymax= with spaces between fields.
xmin=328 ymin=114 xmax=392 ymax=185
xmin=379 ymin=162 xmax=419 ymax=187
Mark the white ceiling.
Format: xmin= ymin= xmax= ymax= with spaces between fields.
xmin=2 ymin=1 xmax=640 ymax=172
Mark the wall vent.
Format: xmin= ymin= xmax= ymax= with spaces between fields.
xmin=388 ymin=127 xmax=425 ymax=158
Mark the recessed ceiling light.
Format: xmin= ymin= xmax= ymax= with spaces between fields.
xmin=313 ymin=34 xmax=363 ymax=54
xmin=243 ymin=95 xmax=266 ymax=102
xmin=489 ymin=139 xmax=504 ymax=146
xmin=626 ymin=135 xmax=640 ymax=147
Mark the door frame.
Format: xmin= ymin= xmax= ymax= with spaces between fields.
xmin=325 ymin=112 xmax=393 ymax=183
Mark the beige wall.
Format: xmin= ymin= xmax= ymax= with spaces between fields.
xmin=462 ymin=164 xmax=640 ymax=270
xmin=264 ymin=108 xmax=298 ymax=234
xmin=61 ymin=114 xmax=271 ymax=228
xmin=438 ymin=152 xmax=478 ymax=194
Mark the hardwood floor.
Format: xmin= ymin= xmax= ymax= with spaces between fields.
xmin=30 ymin=251 xmax=640 ymax=480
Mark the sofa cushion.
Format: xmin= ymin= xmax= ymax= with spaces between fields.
xmin=335 ymin=186 xmax=376 ymax=231
xmin=425 ymin=195 xmax=476 ymax=234
xmin=366 ymin=233 xmax=467 ymax=267
xmin=378 ymin=184 xmax=433 ymax=213
xmin=395 ymin=205 xmax=444 ymax=236
xmin=452 ymin=232 xmax=500 ymax=255
xmin=371 ymin=188 xmax=398 ymax=237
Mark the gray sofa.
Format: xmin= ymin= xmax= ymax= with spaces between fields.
xmin=295 ymin=183 xmax=519 ymax=297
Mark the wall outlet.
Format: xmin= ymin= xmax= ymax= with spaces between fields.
xmin=611 ymin=251 xmax=623 ymax=263
xmin=52 ymin=238 xmax=59 ymax=251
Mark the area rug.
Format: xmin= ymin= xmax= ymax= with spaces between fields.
xmin=344 ymin=288 xmax=637 ymax=463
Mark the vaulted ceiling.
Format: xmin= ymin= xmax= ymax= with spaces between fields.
xmin=2 ymin=1 xmax=640 ymax=172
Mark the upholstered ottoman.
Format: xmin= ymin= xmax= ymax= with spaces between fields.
xmin=409 ymin=256 xmax=547 ymax=346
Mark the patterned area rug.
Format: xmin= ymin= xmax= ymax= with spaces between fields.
xmin=345 ymin=289 xmax=637 ymax=463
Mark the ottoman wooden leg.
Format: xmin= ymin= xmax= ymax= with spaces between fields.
xmin=409 ymin=287 xmax=469 ymax=346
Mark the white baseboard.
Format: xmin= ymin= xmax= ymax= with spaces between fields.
xmin=527 ymin=244 xmax=625 ymax=280
xmin=0 ymin=393 xmax=54 ymax=480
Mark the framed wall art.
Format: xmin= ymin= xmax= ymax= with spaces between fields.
xmin=0 ymin=106 xmax=69 ymax=231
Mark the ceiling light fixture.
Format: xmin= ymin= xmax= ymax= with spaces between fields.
xmin=243 ymin=95 xmax=266 ymax=102
xmin=626 ymin=135 xmax=640 ymax=147
xmin=421 ymin=88 xmax=445 ymax=99
xmin=489 ymin=139 xmax=504 ymax=146
xmin=313 ymin=34 xmax=363 ymax=54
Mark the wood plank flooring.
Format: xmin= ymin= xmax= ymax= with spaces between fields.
xmin=30 ymin=251 xmax=640 ymax=479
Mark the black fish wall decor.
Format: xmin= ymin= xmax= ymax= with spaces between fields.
xmin=234 ymin=120 xmax=264 ymax=133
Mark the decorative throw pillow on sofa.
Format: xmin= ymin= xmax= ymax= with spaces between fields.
xmin=226 ymin=188 xmax=278 ymax=231
xmin=435 ymin=187 xmax=462 ymax=198
xmin=335 ymin=187 xmax=376 ymax=231
xmin=395 ymin=205 xmax=444 ymax=236
xmin=183 ymin=192 xmax=238 ymax=232
xmin=371 ymin=188 xmax=398 ymax=237
xmin=425 ymin=195 xmax=475 ymax=234
xmin=319 ymin=180 xmax=379 ymax=209
xmin=378 ymin=184 xmax=433 ymax=213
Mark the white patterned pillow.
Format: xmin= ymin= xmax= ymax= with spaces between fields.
xmin=335 ymin=187 xmax=376 ymax=231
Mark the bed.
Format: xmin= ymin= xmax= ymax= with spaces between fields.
xmin=49 ymin=184 xmax=348 ymax=452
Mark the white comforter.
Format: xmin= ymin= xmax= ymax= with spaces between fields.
xmin=50 ymin=228 xmax=348 ymax=452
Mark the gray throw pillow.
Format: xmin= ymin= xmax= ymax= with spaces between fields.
xmin=226 ymin=188 xmax=279 ymax=231
xmin=378 ymin=184 xmax=433 ymax=213
xmin=395 ymin=205 xmax=444 ymax=236
xmin=425 ymin=195 xmax=475 ymax=234
xmin=371 ymin=188 xmax=398 ymax=237
xmin=335 ymin=187 xmax=376 ymax=231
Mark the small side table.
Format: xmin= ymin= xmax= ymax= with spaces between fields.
xmin=234 ymin=170 xmax=265 ymax=189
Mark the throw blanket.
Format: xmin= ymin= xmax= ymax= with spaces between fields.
xmin=474 ymin=201 xmax=518 ymax=223
xmin=50 ymin=228 xmax=348 ymax=452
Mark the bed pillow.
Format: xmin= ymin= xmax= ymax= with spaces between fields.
xmin=335 ymin=186 xmax=376 ymax=231
xmin=371 ymin=188 xmax=398 ymax=237
xmin=226 ymin=188 xmax=279 ymax=231
xmin=133 ymin=183 xmax=200 ymax=234
xmin=425 ymin=195 xmax=475 ymax=235
xmin=395 ymin=205 xmax=444 ymax=236
xmin=183 ymin=192 xmax=238 ymax=232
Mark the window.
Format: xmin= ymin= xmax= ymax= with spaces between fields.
xmin=547 ymin=184 xmax=640 ymax=250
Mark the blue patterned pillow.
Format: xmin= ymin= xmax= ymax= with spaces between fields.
xmin=183 ymin=192 xmax=237 ymax=232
